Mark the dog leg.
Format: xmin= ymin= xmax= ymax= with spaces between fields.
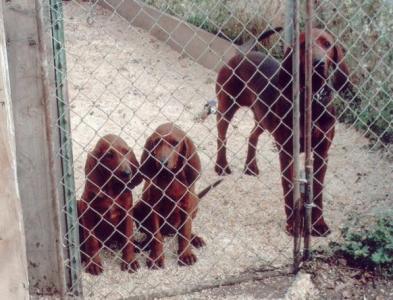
xmin=178 ymin=196 xmax=197 ymax=266
xmin=82 ymin=216 xmax=103 ymax=275
xmin=311 ymin=138 xmax=332 ymax=237
xmin=215 ymin=103 xmax=238 ymax=175
xmin=278 ymin=140 xmax=295 ymax=236
xmin=245 ymin=122 xmax=264 ymax=176
xmin=147 ymin=210 xmax=165 ymax=269
xmin=120 ymin=205 xmax=140 ymax=273
xmin=78 ymin=201 xmax=104 ymax=275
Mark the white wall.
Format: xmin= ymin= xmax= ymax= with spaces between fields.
xmin=0 ymin=2 xmax=29 ymax=298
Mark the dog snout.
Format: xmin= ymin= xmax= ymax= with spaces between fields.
xmin=120 ymin=166 xmax=132 ymax=178
xmin=313 ymin=59 xmax=325 ymax=68
xmin=157 ymin=154 xmax=177 ymax=170
xmin=159 ymin=157 xmax=170 ymax=167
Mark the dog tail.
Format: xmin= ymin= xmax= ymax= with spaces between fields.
xmin=238 ymin=26 xmax=283 ymax=54
xmin=257 ymin=26 xmax=283 ymax=41
xmin=197 ymin=178 xmax=224 ymax=199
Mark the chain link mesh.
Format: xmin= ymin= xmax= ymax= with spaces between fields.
xmin=46 ymin=0 xmax=393 ymax=298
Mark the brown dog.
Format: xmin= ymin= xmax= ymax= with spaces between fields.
xmin=134 ymin=123 xmax=204 ymax=268
xmin=215 ymin=28 xmax=350 ymax=237
xmin=77 ymin=134 xmax=143 ymax=275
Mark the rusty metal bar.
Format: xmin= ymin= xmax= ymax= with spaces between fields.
xmin=303 ymin=0 xmax=314 ymax=261
xmin=291 ymin=0 xmax=302 ymax=273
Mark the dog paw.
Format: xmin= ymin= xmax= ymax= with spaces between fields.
xmin=215 ymin=164 xmax=232 ymax=175
xmin=191 ymin=235 xmax=206 ymax=248
xmin=120 ymin=259 xmax=140 ymax=273
xmin=285 ymin=222 xmax=304 ymax=237
xmin=286 ymin=221 xmax=331 ymax=237
xmin=312 ymin=222 xmax=331 ymax=237
xmin=178 ymin=251 xmax=197 ymax=266
xmin=285 ymin=223 xmax=295 ymax=236
xmin=147 ymin=254 xmax=165 ymax=269
xmin=244 ymin=164 xmax=259 ymax=176
xmin=85 ymin=258 xmax=103 ymax=275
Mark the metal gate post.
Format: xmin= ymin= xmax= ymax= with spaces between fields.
xmin=290 ymin=0 xmax=303 ymax=273
xmin=49 ymin=0 xmax=82 ymax=296
xmin=303 ymin=0 xmax=315 ymax=261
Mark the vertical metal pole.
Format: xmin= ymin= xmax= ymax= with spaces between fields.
xmin=49 ymin=0 xmax=82 ymax=296
xmin=285 ymin=0 xmax=295 ymax=48
xmin=291 ymin=0 xmax=302 ymax=273
xmin=303 ymin=0 xmax=314 ymax=261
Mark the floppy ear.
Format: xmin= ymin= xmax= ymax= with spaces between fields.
xmin=279 ymin=48 xmax=294 ymax=96
xmin=127 ymin=148 xmax=143 ymax=189
xmin=276 ymin=47 xmax=295 ymax=121
xmin=139 ymin=136 xmax=159 ymax=180
xmin=332 ymin=44 xmax=350 ymax=92
xmin=84 ymin=152 xmax=102 ymax=191
xmin=180 ymin=136 xmax=201 ymax=186
xmin=280 ymin=48 xmax=293 ymax=77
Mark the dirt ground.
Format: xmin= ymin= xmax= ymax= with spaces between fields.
xmin=62 ymin=2 xmax=393 ymax=299
xmin=304 ymin=258 xmax=393 ymax=300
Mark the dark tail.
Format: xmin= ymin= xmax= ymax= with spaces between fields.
xmin=257 ymin=26 xmax=283 ymax=42
xmin=197 ymin=179 xmax=224 ymax=199
xmin=238 ymin=26 xmax=283 ymax=54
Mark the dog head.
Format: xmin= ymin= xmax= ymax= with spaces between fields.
xmin=282 ymin=28 xmax=350 ymax=93
xmin=140 ymin=123 xmax=201 ymax=185
xmin=300 ymin=29 xmax=350 ymax=92
xmin=86 ymin=134 xmax=142 ymax=189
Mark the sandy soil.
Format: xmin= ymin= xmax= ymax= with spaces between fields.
xmin=62 ymin=2 xmax=393 ymax=298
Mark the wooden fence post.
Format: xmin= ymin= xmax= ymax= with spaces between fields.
xmin=2 ymin=0 xmax=77 ymax=296
xmin=0 ymin=2 xmax=29 ymax=298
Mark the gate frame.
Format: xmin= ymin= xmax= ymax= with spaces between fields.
xmin=2 ymin=0 xmax=80 ymax=296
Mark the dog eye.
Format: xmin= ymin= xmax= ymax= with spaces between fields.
xmin=105 ymin=150 xmax=114 ymax=159
xmin=323 ymin=40 xmax=331 ymax=49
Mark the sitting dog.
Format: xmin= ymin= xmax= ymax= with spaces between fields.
xmin=77 ymin=134 xmax=142 ymax=275
xmin=134 ymin=123 xmax=204 ymax=268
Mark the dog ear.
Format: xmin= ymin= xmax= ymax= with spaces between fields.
xmin=84 ymin=152 xmax=102 ymax=190
xmin=127 ymin=148 xmax=143 ymax=189
xmin=180 ymin=136 xmax=201 ymax=186
xmin=276 ymin=47 xmax=295 ymax=123
xmin=332 ymin=44 xmax=350 ymax=92
xmin=279 ymin=48 xmax=294 ymax=94
xmin=140 ymin=136 xmax=159 ymax=180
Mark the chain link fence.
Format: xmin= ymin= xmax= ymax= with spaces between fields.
xmin=45 ymin=0 xmax=393 ymax=298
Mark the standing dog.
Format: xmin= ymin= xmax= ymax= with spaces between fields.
xmin=215 ymin=28 xmax=350 ymax=236
xmin=134 ymin=123 xmax=204 ymax=268
xmin=77 ymin=134 xmax=142 ymax=275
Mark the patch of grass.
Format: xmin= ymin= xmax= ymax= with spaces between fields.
xmin=141 ymin=0 xmax=284 ymax=46
xmin=329 ymin=213 xmax=393 ymax=277
xmin=317 ymin=0 xmax=393 ymax=146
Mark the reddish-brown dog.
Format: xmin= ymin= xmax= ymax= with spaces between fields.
xmin=77 ymin=134 xmax=143 ymax=275
xmin=215 ymin=28 xmax=350 ymax=236
xmin=134 ymin=123 xmax=204 ymax=269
